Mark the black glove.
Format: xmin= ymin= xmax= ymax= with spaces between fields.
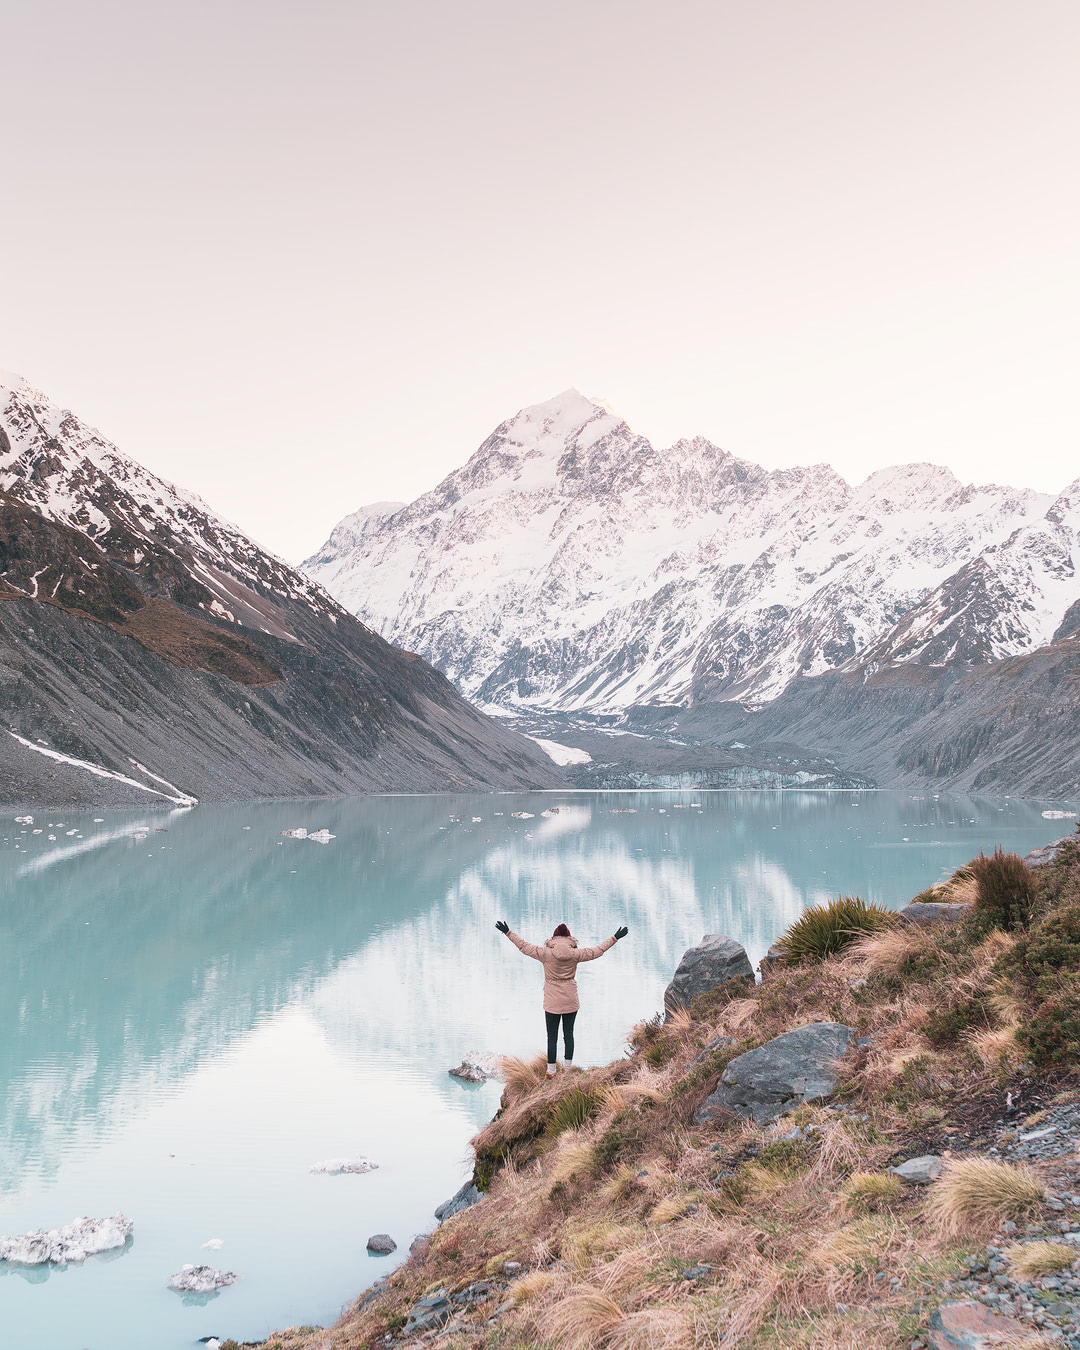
xmin=495 ymin=920 xmax=510 ymax=934
xmin=614 ymin=926 xmax=629 ymax=941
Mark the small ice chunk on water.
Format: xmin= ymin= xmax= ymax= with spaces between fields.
xmin=14 ymin=815 xmax=32 ymax=824
xmin=511 ymin=811 xmax=534 ymax=819
xmin=282 ymin=827 xmax=308 ymax=838
xmin=307 ymin=829 xmax=335 ymax=843
xmin=310 ymin=1158 xmax=378 ymax=1175
xmin=93 ymin=818 xmax=104 ymax=823
xmin=472 ymin=816 xmax=483 ymax=823
xmin=202 ymin=1237 xmax=224 ymax=1250
xmin=0 ymin=1214 xmax=133 ymax=1265
xmin=448 ymin=1051 xmax=499 ymax=1082
xmin=168 ymin=1264 xmax=237 ymax=1293
xmin=1042 ymin=809 xmax=1077 ymax=819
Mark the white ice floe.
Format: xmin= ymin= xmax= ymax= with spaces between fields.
xmin=168 ymin=1264 xmax=237 ymax=1293
xmin=1042 ymin=809 xmax=1078 ymax=819
xmin=7 ymin=732 xmax=199 ymax=806
xmin=14 ymin=815 xmax=32 ymax=824
xmin=310 ymin=1158 xmax=378 ymax=1175
xmin=472 ymin=816 xmax=483 ymax=823
xmin=510 ymin=811 xmax=535 ymax=819
xmin=201 ymin=1237 xmax=225 ymax=1250
xmin=524 ymin=736 xmax=593 ymax=766
xmin=0 ymin=1214 xmax=133 ymax=1265
xmin=448 ymin=1052 xmax=500 ymax=1082
xmin=281 ymin=827 xmax=336 ymax=843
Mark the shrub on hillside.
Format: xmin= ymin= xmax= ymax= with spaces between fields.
xmin=1005 ymin=902 xmax=1080 ymax=997
xmin=1019 ymin=988 xmax=1080 ymax=1069
xmin=774 ymin=895 xmax=897 ymax=964
xmin=970 ymin=848 xmax=1037 ymax=932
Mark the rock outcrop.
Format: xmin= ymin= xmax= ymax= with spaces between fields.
xmin=898 ymin=902 xmax=975 ymax=926
xmin=693 ymin=1022 xmax=856 ymax=1125
xmin=435 ymin=1181 xmax=483 ymax=1221
xmin=664 ymin=935 xmax=753 ymax=1016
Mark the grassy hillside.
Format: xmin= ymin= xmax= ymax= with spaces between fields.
xmin=245 ymin=831 xmax=1080 ymax=1350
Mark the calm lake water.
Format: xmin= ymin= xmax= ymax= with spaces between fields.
xmin=0 ymin=789 xmax=1075 ymax=1350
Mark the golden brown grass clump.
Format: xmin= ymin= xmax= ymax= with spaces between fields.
xmin=541 ymin=1287 xmax=624 ymax=1350
xmin=926 ymin=1158 xmax=1046 ymax=1235
xmin=1007 ymin=1240 xmax=1077 ymax=1279
xmin=840 ymin=1171 xmax=903 ymax=1212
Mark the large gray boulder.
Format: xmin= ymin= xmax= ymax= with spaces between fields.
xmin=404 ymin=1288 xmax=453 ymax=1336
xmin=693 ymin=1022 xmax=856 ymax=1125
xmin=664 ymin=934 xmax=753 ymax=1016
xmin=1025 ymin=835 xmax=1073 ymax=870
xmin=897 ymin=901 xmax=973 ymax=926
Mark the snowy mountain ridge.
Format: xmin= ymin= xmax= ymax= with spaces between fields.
xmin=306 ymin=389 xmax=1079 ymax=713
xmin=0 ymin=371 xmax=336 ymax=639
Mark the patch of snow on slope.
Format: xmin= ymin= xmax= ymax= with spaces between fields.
xmin=8 ymin=733 xmax=198 ymax=805
xmin=524 ymin=736 xmax=592 ymax=766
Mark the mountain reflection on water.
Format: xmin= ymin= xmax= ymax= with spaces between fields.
xmin=0 ymin=789 xmax=1071 ymax=1349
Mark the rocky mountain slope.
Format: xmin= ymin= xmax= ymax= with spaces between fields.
xmin=306 ymin=390 xmax=1079 ymax=716
xmin=0 ymin=372 xmax=557 ymax=807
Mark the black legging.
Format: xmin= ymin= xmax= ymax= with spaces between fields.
xmin=545 ymin=1010 xmax=577 ymax=1064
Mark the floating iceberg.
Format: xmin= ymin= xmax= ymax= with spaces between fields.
xmin=307 ymin=828 xmax=335 ymax=843
xmin=310 ymin=1158 xmax=378 ymax=1175
xmin=1042 ymin=809 xmax=1077 ymax=819
xmin=449 ymin=1052 xmax=499 ymax=1082
xmin=168 ymin=1264 xmax=237 ymax=1293
xmin=281 ymin=827 xmax=336 ymax=843
xmin=0 ymin=1214 xmax=133 ymax=1265
xmin=15 ymin=815 xmax=33 ymax=824
xmin=510 ymin=811 xmax=534 ymax=819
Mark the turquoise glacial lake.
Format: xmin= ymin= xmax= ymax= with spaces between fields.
xmin=0 ymin=789 xmax=1076 ymax=1350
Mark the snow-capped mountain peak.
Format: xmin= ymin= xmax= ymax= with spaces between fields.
xmin=304 ymin=392 xmax=1080 ymax=714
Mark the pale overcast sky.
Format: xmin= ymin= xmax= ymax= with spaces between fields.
xmin=3 ymin=1 xmax=1078 ymax=561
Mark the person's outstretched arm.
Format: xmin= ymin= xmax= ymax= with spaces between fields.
xmin=496 ymin=921 xmax=548 ymax=961
xmin=574 ymin=926 xmax=628 ymax=962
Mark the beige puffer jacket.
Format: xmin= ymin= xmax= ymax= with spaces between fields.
xmin=505 ymin=930 xmax=617 ymax=1013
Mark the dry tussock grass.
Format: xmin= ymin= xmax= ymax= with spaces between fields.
xmin=606 ymin=1304 xmax=699 ymax=1350
xmin=1006 ymin=1240 xmax=1077 ymax=1278
xmin=542 ymin=1286 xmax=625 ymax=1350
xmin=841 ymin=1171 xmax=903 ymax=1212
xmin=509 ymin=1268 xmax=558 ymax=1302
xmin=561 ymin=1222 xmax=642 ymax=1273
xmin=847 ymin=924 xmax=932 ymax=977
xmin=968 ymin=1024 xmax=1024 ymax=1069
xmin=666 ymin=1005 xmax=695 ymax=1034
xmin=717 ymin=998 xmax=757 ymax=1033
xmin=927 ymin=1158 xmax=1046 ymax=1235
xmin=498 ymin=1051 xmax=550 ymax=1098
xmin=549 ymin=1137 xmax=597 ymax=1185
